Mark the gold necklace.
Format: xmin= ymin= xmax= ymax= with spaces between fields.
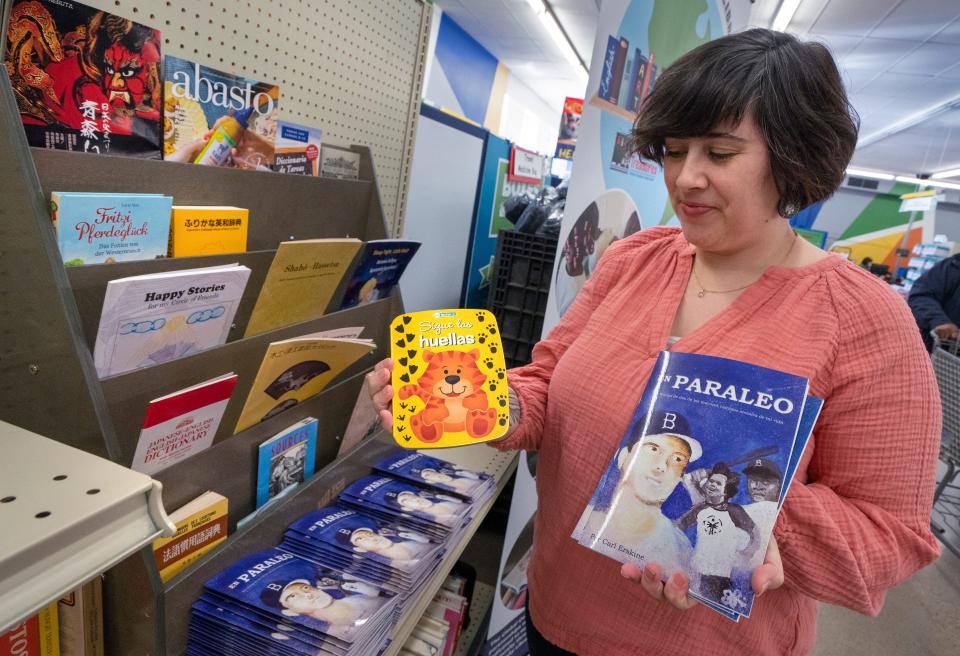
xmin=692 ymin=231 xmax=799 ymax=298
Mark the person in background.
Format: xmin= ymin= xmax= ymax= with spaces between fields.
xmin=367 ymin=28 xmax=941 ymax=655
xmin=908 ymin=253 xmax=960 ymax=350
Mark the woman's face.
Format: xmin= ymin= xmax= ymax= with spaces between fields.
xmin=662 ymin=113 xmax=781 ymax=254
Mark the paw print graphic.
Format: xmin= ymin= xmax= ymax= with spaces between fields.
xmin=478 ymin=333 xmax=487 ymax=344
xmin=483 ymin=357 xmax=495 ymax=370
xmin=495 ymin=367 xmax=505 ymax=380
xmin=476 ymin=312 xmax=486 ymax=322
xmin=488 ymin=381 xmax=497 ymax=392
xmin=497 ymin=394 xmax=507 ymax=408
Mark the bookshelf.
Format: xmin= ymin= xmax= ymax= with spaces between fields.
xmin=0 ymin=55 xmax=421 ymax=652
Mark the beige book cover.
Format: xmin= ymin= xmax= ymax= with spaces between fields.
xmin=234 ymin=330 xmax=375 ymax=433
xmin=58 ymin=579 xmax=103 ymax=656
xmin=244 ymin=239 xmax=362 ymax=337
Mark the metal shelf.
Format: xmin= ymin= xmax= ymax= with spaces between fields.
xmin=0 ymin=420 xmax=175 ymax=634
xmin=454 ymin=582 xmax=495 ymax=656
xmin=384 ymin=446 xmax=517 ymax=656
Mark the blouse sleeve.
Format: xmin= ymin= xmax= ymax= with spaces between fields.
xmin=774 ymin=273 xmax=942 ymax=615
xmin=492 ymin=228 xmax=674 ymax=453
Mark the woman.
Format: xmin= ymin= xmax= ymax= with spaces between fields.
xmin=368 ymin=29 xmax=941 ymax=654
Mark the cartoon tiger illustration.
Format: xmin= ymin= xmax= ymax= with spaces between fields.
xmin=398 ymin=349 xmax=497 ymax=443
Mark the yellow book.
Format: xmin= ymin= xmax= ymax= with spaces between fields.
xmin=168 ymin=206 xmax=249 ymax=257
xmin=234 ymin=328 xmax=375 ymax=433
xmin=152 ymin=491 xmax=228 ymax=582
xmin=391 ymin=309 xmax=510 ymax=448
xmin=244 ymin=239 xmax=363 ymax=337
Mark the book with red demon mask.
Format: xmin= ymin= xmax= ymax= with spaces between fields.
xmin=5 ymin=0 xmax=162 ymax=157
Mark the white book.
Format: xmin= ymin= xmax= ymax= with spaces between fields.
xmin=93 ymin=263 xmax=251 ymax=377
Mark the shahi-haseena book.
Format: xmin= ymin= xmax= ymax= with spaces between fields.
xmin=390 ymin=309 xmax=509 ymax=449
xmin=5 ymin=0 xmax=163 ymax=157
xmin=163 ymin=54 xmax=279 ymax=169
xmin=130 ymin=373 xmax=238 ymax=475
xmin=233 ymin=327 xmax=375 ymax=433
xmin=93 ymin=263 xmax=250 ymax=377
xmin=256 ymin=417 xmax=318 ymax=508
xmin=339 ymin=240 xmax=421 ymax=310
xmin=243 ymin=238 xmax=363 ymax=338
xmin=51 ymin=192 xmax=172 ymax=266
xmin=572 ymin=351 xmax=820 ymax=621
xmin=151 ymin=490 xmax=228 ymax=582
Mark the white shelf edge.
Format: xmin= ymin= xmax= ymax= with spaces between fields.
xmin=0 ymin=421 xmax=175 ymax=634
xmin=383 ymin=445 xmax=517 ymax=656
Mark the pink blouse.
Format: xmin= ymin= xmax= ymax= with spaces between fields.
xmin=494 ymin=227 xmax=941 ymax=655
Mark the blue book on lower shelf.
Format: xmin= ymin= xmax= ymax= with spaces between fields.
xmin=255 ymin=417 xmax=318 ymax=509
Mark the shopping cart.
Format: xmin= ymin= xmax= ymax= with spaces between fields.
xmin=930 ymin=333 xmax=960 ymax=558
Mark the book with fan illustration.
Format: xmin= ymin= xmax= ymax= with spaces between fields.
xmin=390 ymin=309 xmax=509 ymax=449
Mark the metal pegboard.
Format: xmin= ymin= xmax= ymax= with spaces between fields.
xmin=93 ymin=0 xmax=429 ymax=235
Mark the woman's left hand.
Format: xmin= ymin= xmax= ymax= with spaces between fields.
xmin=621 ymin=535 xmax=784 ymax=610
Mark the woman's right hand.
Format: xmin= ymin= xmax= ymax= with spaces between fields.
xmin=367 ymin=358 xmax=394 ymax=431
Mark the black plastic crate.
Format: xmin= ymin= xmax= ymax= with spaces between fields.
xmin=488 ymin=230 xmax=559 ymax=368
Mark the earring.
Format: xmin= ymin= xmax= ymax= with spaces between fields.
xmin=779 ymin=201 xmax=799 ymax=218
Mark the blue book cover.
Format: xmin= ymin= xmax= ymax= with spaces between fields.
xmin=573 ymin=351 xmax=809 ymax=618
xmin=51 ymin=192 xmax=172 ymax=266
xmin=287 ymin=507 xmax=439 ymax=572
xmin=340 ymin=475 xmax=470 ymax=528
xmin=597 ymin=35 xmax=619 ymax=102
xmin=372 ymin=452 xmax=492 ymax=501
xmin=339 ymin=240 xmax=421 ymax=309
xmin=202 ymin=548 xmax=394 ymax=643
xmin=256 ymin=417 xmax=318 ymax=508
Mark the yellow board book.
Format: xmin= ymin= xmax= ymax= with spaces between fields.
xmin=168 ymin=206 xmax=249 ymax=257
xmin=391 ymin=309 xmax=509 ymax=448
xmin=151 ymin=491 xmax=228 ymax=582
xmin=234 ymin=328 xmax=376 ymax=433
xmin=244 ymin=238 xmax=363 ymax=338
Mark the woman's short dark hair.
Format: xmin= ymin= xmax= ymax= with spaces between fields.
xmin=632 ymin=28 xmax=859 ymax=217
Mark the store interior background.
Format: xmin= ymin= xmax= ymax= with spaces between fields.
xmin=399 ymin=1 xmax=960 ymax=654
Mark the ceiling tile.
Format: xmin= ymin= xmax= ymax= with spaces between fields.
xmin=806 ymin=33 xmax=864 ymax=62
xmin=891 ymin=41 xmax=960 ymax=75
xmin=932 ymin=16 xmax=960 ymax=43
xmin=788 ymin=0 xmax=832 ymax=33
xmin=870 ymin=0 xmax=960 ymax=41
xmin=812 ymin=0 xmax=902 ymax=37
xmin=858 ymin=71 xmax=939 ymax=97
xmin=843 ymin=36 xmax=920 ymax=73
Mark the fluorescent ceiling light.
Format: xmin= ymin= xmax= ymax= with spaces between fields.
xmin=525 ymin=0 xmax=588 ymax=78
xmin=895 ymin=175 xmax=960 ymax=191
xmin=772 ymin=0 xmax=803 ymax=32
xmin=931 ymin=167 xmax=960 ymax=180
xmin=846 ymin=167 xmax=895 ymax=180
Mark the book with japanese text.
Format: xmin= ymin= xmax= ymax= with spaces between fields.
xmin=131 ymin=373 xmax=238 ymax=475
xmin=152 ymin=491 xmax=228 ymax=582
xmin=572 ymin=351 xmax=813 ymax=620
xmin=5 ymin=0 xmax=162 ymax=157
xmin=168 ymin=206 xmax=249 ymax=257
xmin=233 ymin=327 xmax=375 ymax=433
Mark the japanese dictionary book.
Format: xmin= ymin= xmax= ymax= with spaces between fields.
xmin=130 ymin=373 xmax=239 ymax=475
xmin=168 ymin=206 xmax=249 ymax=257
xmin=51 ymin=192 xmax=172 ymax=266
xmin=573 ymin=351 xmax=818 ymax=620
xmin=93 ymin=263 xmax=251 ymax=377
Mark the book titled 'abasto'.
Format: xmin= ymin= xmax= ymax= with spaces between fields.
xmin=573 ymin=351 xmax=814 ymax=620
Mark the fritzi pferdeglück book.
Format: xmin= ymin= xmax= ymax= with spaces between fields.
xmin=390 ymin=310 xmax=509 ymax=449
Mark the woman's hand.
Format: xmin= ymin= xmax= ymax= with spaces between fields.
xmin=621 ymin=535 xmax=784 ymax=610
xmin=366 ymin=358 xmax=394 ymax=431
